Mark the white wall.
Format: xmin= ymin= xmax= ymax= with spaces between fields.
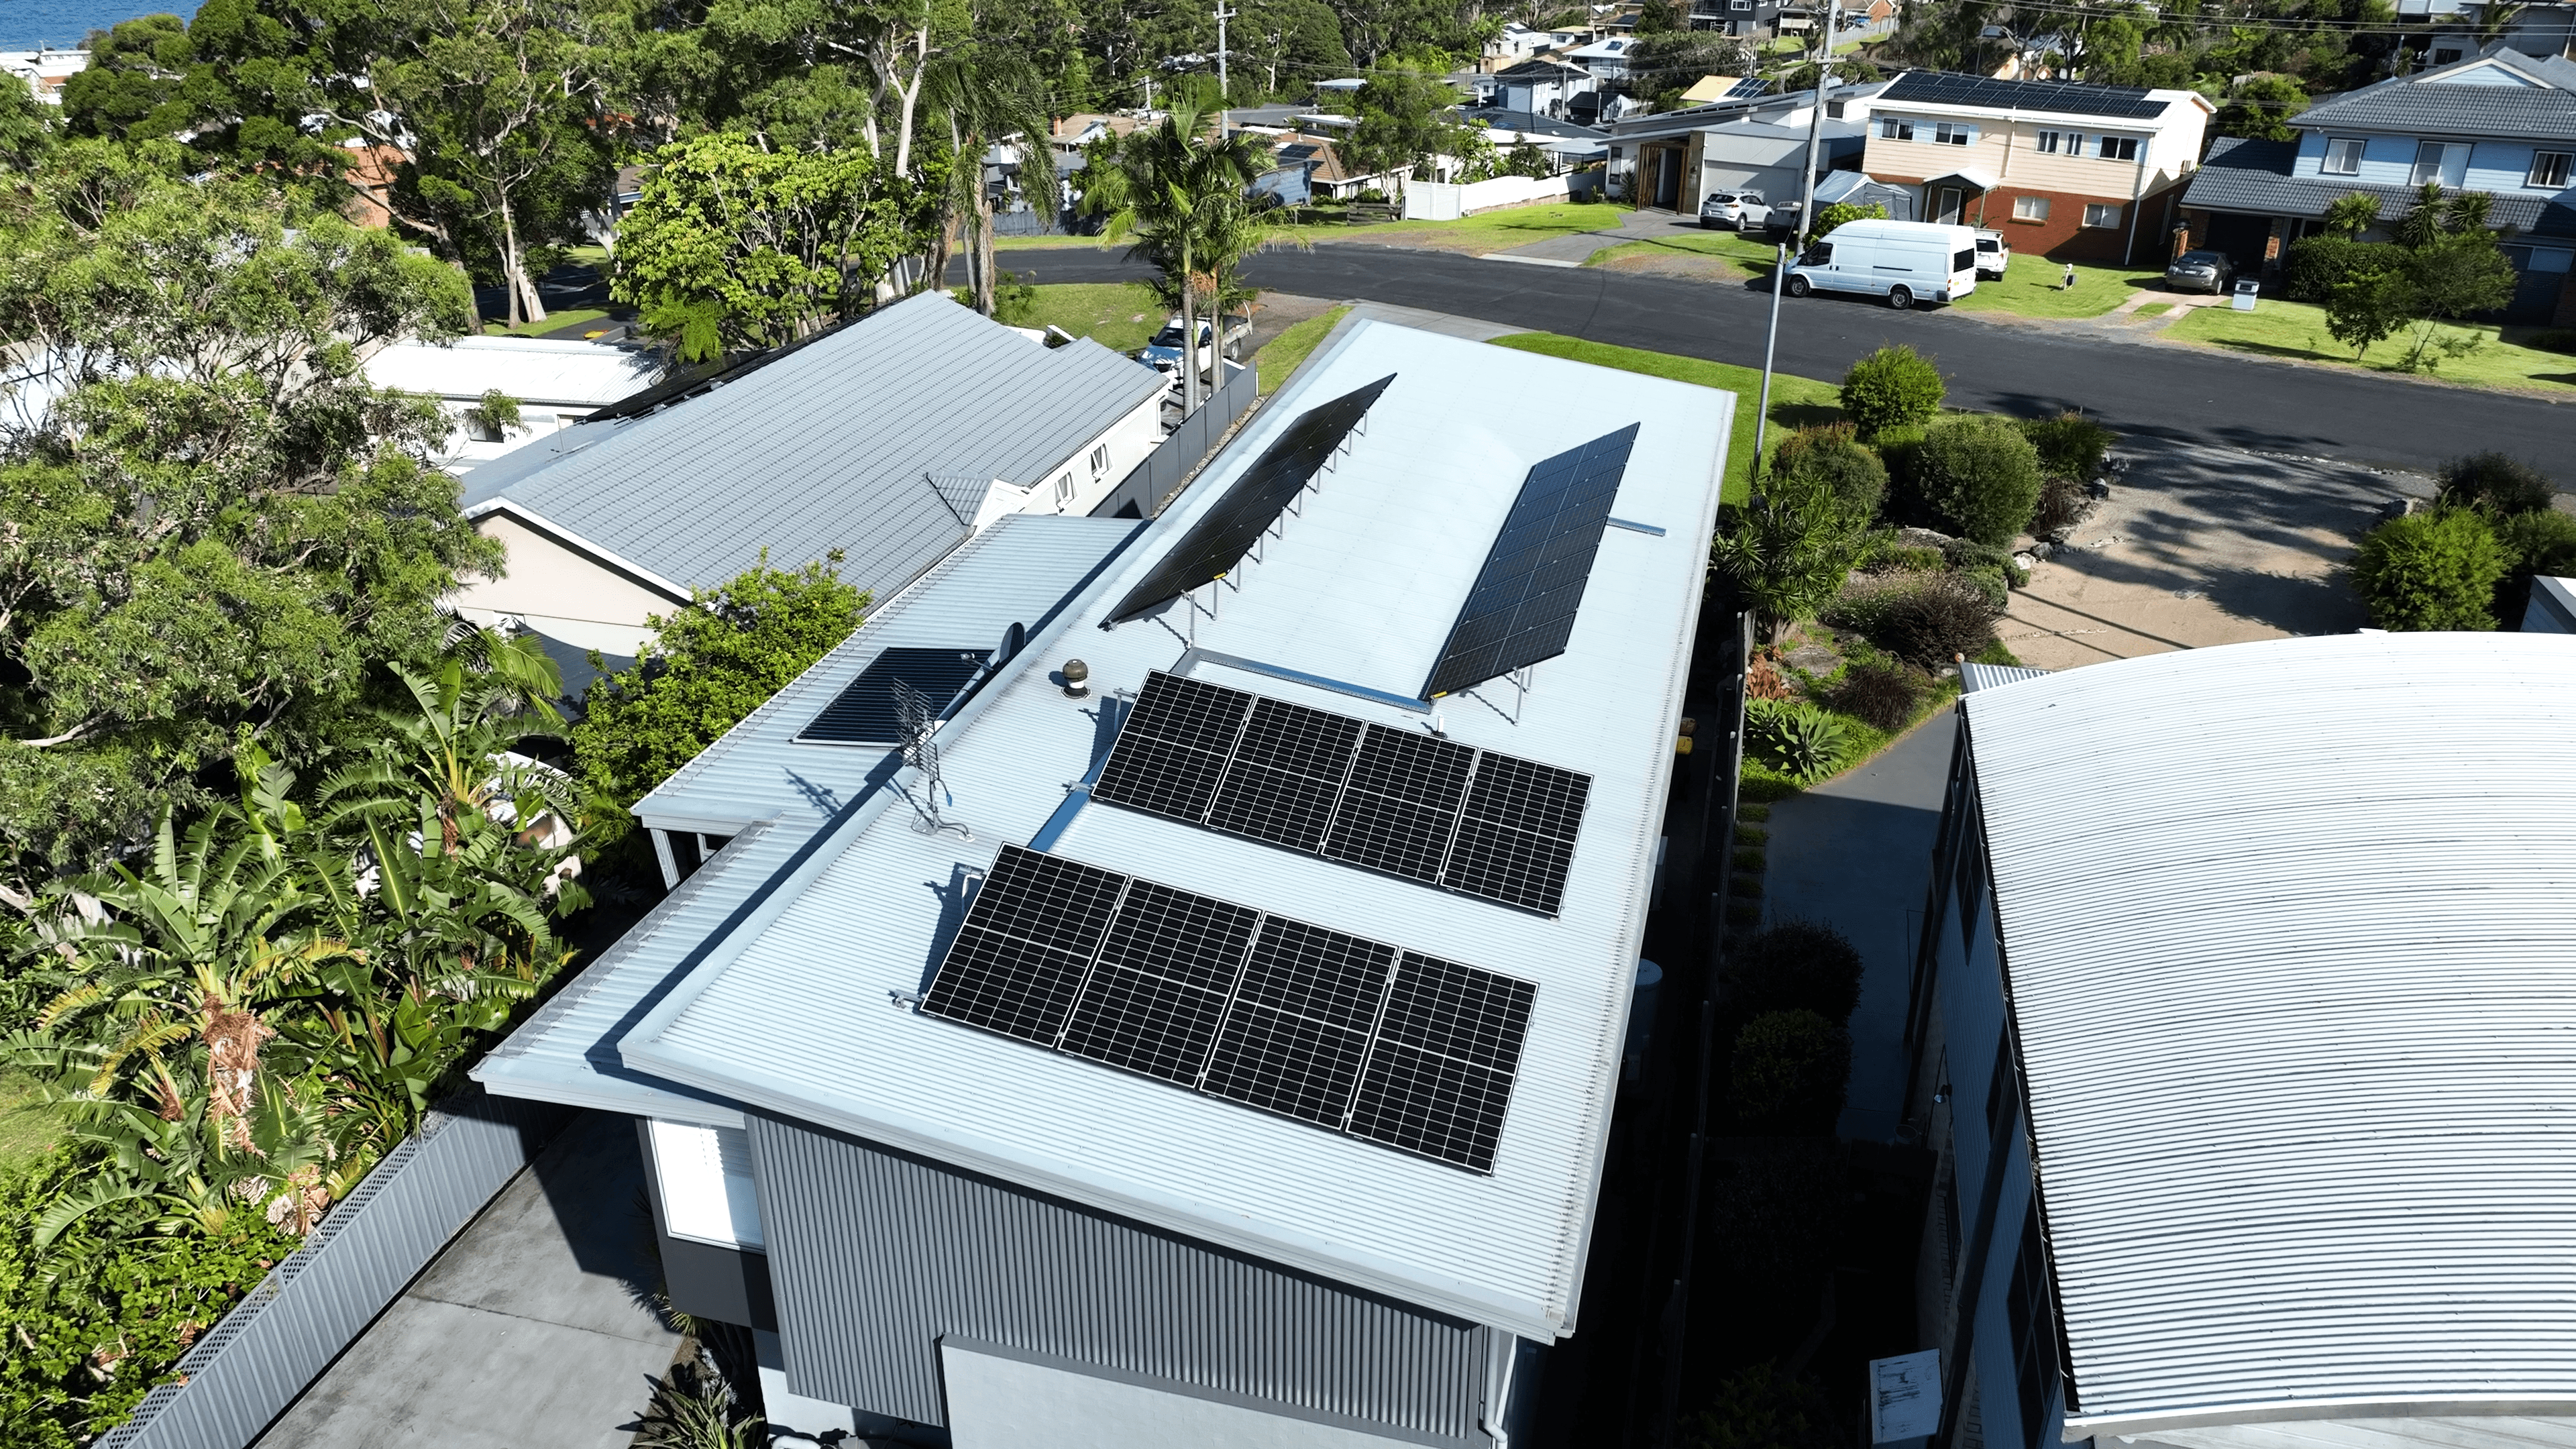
xmin=1404 ymin=172 xmax=1573 ymax=219
xmin=942 ymin=1340 xmax=1444 ymax=1449
xmin=449 ymin=512 xmax=681 ymax=655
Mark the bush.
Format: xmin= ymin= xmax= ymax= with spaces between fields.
xmin=1874 ymin=574 xmax=2001 ymax=663
xmin=2498 ymin=508 xmax=2576 ymax=625
xmin=2018 ymin=411 xmax=2116 ymax=480
xmin=1908 ymin=415 xmax=2045 ymax=545
xmin=1770 ymin=423 xmax=1888 ymax=517
xmin=2351 ymin=508 xmax=2510 ymax=631
xmin=1731 ymin=1010 xmax=1851 ymax=1130
xmin=1863 ymin=543 xmax=1944 ymax=574
xmin=1725 ymin=920 xmax=1866 ymax=1023
xmin=1688 ymin=1362 xmax=1843 ymax=1449
xmin=1941 ymin=537 xmax=2028 ymax=586
xmin=1953 ymin=565 xmax=2010 ymax=612
xmin=1745 ymin=699 xmax=1849 ymax=783
xmin=1828 ymin=662 xmax=1922 ymax=731
xmin=2282 ymin=233 xmax=2401 ymax=303
xmin=2437 ymin=451 xmax=2559 ymax=516
xmin=1838 ymin=345 xmax=1945 ymax=437
xmin=2031 ymin=477 xmax=2096 ymax=538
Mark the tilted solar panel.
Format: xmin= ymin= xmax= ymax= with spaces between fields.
xmin=1105 ymin=374 xmax=1397 ymax=623
xmin=1421 ymin=424 xmax=1640 ymax=701
xmin=800 ymin=646 xmax=993 ymax=744
xmin=917 ymin=844 xmax=1537 ymax=1171
xmin=1089 ymin=672 xmax=1595 ymax=915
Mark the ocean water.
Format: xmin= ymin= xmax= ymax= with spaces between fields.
xmin=2 ymin=0 xmax=203 ymax=49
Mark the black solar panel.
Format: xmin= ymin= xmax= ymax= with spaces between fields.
xmin=1421 ymin=425 xmax=1639 ymax=700
xmin=1349 ymin=953 xmax=1536 ymax=1170
xmin=1880 ymin=70 xmax=2164 ymax=120
xmin=800 ymin=646 xmax=991 ymax=743
xmin=914 ymin=846 xmax=1538 ymax=1172
xmin=1092 ymin=672 xmax=1593 ymax=915
xmin=1106 ymin=374 xmax=1397 ymax=623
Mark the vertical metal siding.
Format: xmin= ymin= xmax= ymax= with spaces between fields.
xmin=749 ymin=1114 xmax=1494 ymax=1442
xmin=95 ymin=1087 xmax=572 ymax=1449
xmin=1089 ymin=364 xmax=1259 ymax=521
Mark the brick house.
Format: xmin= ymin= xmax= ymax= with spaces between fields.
xmin=1860 ymin=72 xmax=2214 ymax=264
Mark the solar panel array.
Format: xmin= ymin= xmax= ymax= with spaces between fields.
xmin=1879 ymin=70 xmax=2165 ymax=120
xmin=1106 ymin=374 xmax=1397 ymax=623
xmin=1420 ymin=424 xmax=1640 ymax=701
xmin=1092 ymin=672 xmax=1592 ymax=916
xmin=800 ymin=646 xmax=992 ymax=743
xmin=920 ymin=844 xmax=1537 ymax=1171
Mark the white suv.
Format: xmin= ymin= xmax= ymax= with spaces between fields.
xmin=1698 ymin=190 xmax=1769 ymax=230
xmin=1974 ymin=229 xmax=2010 ymax=279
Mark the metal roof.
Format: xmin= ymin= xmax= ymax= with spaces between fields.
xmin=609 ymin=320 xmax=1731 ymax=1340
xmin=2182 ymin=136 xmax=2574 ymax=237
xmin=2294 ymin=46 xmax=2576 ymax=142
xmin=1878 ymin=69 xmax=2189 ymax=120
xmin=1960 ymin=633 xmax=2576 ymax=1436
xmin=363 ymin=335 xmax=663 ymax=408
xmin=633 ymin=511 xmax=1144 ymax=835
xmin=454 ymin=292 xmax=1164 ymax=607
xmin=1959 ymin=661 xmax=2047 ymax=692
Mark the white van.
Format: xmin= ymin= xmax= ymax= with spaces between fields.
xmin=1783 ymin=220 xmax=1981 ymax=309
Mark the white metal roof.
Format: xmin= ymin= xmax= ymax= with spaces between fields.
xmin=362 ymin=335 xmax=663 ymax=408
xmin=1961 ymin=633 xmax=2576 ymax=1435
xmin=611 ymin=320 xmax=1731 ymax=1339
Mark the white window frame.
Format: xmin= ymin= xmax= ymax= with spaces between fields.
xmin=2033 ymin=129 xmax=2063 ymax=154
xmin=2412 ymin=140 xmax=2465 ymax=186
xmin=2096 ymin=134 xmax=2139 ymax=162
xmin=1089 ymin=443 xmax=1111 ymax=478
xmin=1054 ymin=471 xmax=1076 ymax=504
xmin=2012 ymin=195 xmax=2050 ymax=221
xmin=1933 ymin=121 xmax=1976 ymax=146
xmin=648 ymin=1120 xmax=765 ymax=1250
xmin=2082 ymin=201 xmax=2123 ymax=229
xmin=1879 ymin=117 xmax=1914 ymax=141
xmin=2532 ymin=150 xmax=2573 ymax=189
xmin=2322 ymin=136 xmax=2365 ymax=175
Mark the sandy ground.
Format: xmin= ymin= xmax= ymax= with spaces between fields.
xmin=2001 ymin=438 xmax=2436 ymax=670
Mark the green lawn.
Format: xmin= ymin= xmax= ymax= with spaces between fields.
xmin=1950 ymin=256 xmax=2161 ymax=319
xmin=1487 ymin=332 xmax=1843 ymax=502
xmin=0 ymin=1070 xmax=69 ymax=1178
xmin=1002 ymin=282 xmax=1167 ymax=354
xmin=1004 ymin=200 xmax=1635 ymax=257
xmin=483 ymin=307 xmax=612 ymax=337
xmin=2133 ymin=301 xmax=2174 ymax=318
xmin=1585 ymin=225 xmax=1780 ymax=272
xmin=1254 ymin=305 xmax=1352 ymax=394
xmin=2165 ymin=297 xmax=2576 ymax=394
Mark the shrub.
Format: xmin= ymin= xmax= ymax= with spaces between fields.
xmin=1875 ymin=574 xmax=2000 ymax=663
xmin=1688 ymin=1362 xmax=1843 ymax=1449
xmin=2437 ymin=451 xmax=2558 ymax=517
xmin=1731 ymin=1010 xmax=1851 ymax=1130
xmin=1829 ymin=662 xmax=1923 ymax=729
xmin=2497 ymin=508 xmax=2576 ymax=624
xmin=1953 ymin=565 xmax=2010 ymax=612
xmin=1838 ymin=345 xmax=1945 ymax=437
xmin=2351 ymin=508 xmax=2509 ymax=631
xmin=1770 ymin=422 xmax=1888 ymax=517
xmin=1864 ymin=544 xmax=1945 ymax=574
xmin=2018 ymin=410 xmax=2116 ymax=480
xmin=1909 ymin=415 xmax=2045 ymax=546
xmin=1941 ymin=537 xmax=2028 ymax=586
xmin=1725 ymin=920 xmax=1866 ymax=1023
xmin=1746 ymin=698 xmax=1849 ymax=784
xmin=2031 ymin=477 xmax=2096 ymax=538
xmin=2282 ymin=233 xmax=2401 ymax=303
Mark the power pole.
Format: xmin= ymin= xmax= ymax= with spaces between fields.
xmin=1214 ymin=1 xmax=1236 ymax=130
xmin=1753 ymin=1 xmax=1838 ymax=484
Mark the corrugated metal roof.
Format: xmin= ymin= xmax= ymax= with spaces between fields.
xmin=1961 ymin=633 xmax=2576 ymax=1434
xmin=362 ymin=336 xmax=662 ymax=407
xmin=610 ymin=319 xmax=1732 ymax=1339
xmin=453 ymin=292 xmax=1164 ymax=606
xmin=1960 ymin=661 xmax=2048 ymax=692
xmin=635 ymin=512 xmax=1144 ymax=835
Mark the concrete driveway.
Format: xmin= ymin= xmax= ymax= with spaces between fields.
xmin=256 ymin=1111 xmax=680 ymax=1449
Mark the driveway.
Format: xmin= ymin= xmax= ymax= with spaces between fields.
xmin=256 ymin=1111 xmax=680 ymax=1449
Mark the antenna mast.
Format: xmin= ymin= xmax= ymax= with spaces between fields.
xmin=893 ymin=678 xmax=972 ymax=840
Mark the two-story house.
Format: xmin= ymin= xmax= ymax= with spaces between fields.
xmin=2178 ymin=43 xmax=2576 ymax=322
xmin=1860 ymin=71 xmax=2214 ymax=264
xmin=1493 ymin=55 xmax=1600 ymax=118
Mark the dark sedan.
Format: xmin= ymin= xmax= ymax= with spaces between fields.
xmin=2165 ymin=249 xmax=2237 ymax=294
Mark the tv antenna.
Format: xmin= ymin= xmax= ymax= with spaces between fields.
xmin=892 ymin=678 xmax=971 ymax=841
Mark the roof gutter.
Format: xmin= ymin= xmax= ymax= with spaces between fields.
xmin=2068 ymin=1393 xmax=2576 ymax=1439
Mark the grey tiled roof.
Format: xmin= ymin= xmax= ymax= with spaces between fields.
xmin=2184 ymin=134 xmax=2576 ymax=237
xmin=2295 ymin=48 xmax=2576 ymax=142
xmin=459 ymin=292 xmax=1164 ymax=607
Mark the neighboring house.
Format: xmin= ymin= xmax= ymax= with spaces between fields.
xmin=0 ymin=47 xmax=87 ymax=103
xmin=1462 ymin=110 xmax=1614 ymax=170
xmin=474 ymin=317 xmax=1733 ymax=1446
xmin=1494 ymin=56 xmax=1601 ymax=117
xmin=2176 ymin=44 xmax=2576 ymax=321
xmin=1484 ymin=23 xmax=1585 ymax=65
xmin=1683 ymin=0 xmax=1795 ymax=38
xmin=445 ymin=290 xmax=1165 ymax=678
xmin=1051 ymin=112 xmax=1142 ymax=162
xmin=1861 ymin=70 xmax=2214 ymax=262
xmin=1259 ymin=136 xmax=1409 ymax=200
xmin=1901 ymin=633 xmax=2576 ymax=1449
xmin=1605 ymin=79 xmax=1890 ymax=211
xmin=363 ymin=335 xmax=663 ymax=470
xmin=2401 ymin=0 xmax=2576 ymax=62
xmin=1567 ymin=35 xmax=1637 ymax=82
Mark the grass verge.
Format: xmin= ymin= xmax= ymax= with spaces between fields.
xmin=1485 ymin=333 xmax=1843 ymax=502
xmin=1949 ymin=256 xmax=2159 ymax=320
xmin=1004 ymin=200 xmax=1635 ymax=257
xmin=1003 ymin=281 xmax=1165 ymax=354
xmin=1254 ymin=305 xmax=1352 ymax=394
xmin=1585 ymin=225 xmax=1778 ymax=273
xmin=484 ymin=307 xmax=611 ymax=337
xmin=2165 ymin=297 xmax=2576 ymax=394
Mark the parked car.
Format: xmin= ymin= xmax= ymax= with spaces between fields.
xmin=1699 ymin=189 xmax=1768 ymax=230
xmin=1783 ymin=219 xmax=1981 ymax=309
xmin=1973 ymin=229 xmax=2010 ymax=279
xmin=1136 ymin=315 xmax=1249 ymax=376
xmin=2164 ymin=249 xmax=2236 ymax=294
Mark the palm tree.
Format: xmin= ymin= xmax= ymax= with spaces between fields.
xmin=1082 ymin=106 xmax=1279 ymax=415
xmin=924 ymin=46 xmax=1055 ymax=318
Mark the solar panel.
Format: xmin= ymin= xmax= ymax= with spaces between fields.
xmin=1421 ymin=424 xmax=1639 ymax=700
xmin=800 ymin=646 xmax=991 ymax=743
xmin=1880 ymin=70 xmax=2163 ymax=119
xmin=1091 ymin=671 xmax=1593 ymax=915
xmin=1105 ymin=374 xmax=1397 ymax=623
xmin=914 ymin=845 xmax=1538 ymax=1171
xmin=1349 ymin=952 xmax=1536 ymax=1170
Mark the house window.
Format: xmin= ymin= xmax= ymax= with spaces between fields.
xmin=2322 ymin=136 xmax=2365 ymax=174
xmin=1055 ymin=472 xmax=1075 ymax=504
xmin=2033 ymin=129 xmax=2063 ymax=154
xmin=1089 ymin=443 xmax=1111 ymax=478
xmin=2095 ymin=134 xmax=2139 ymax=162
xmin=1880 ymin=117 xmax=1915 ymax=141
xmin=2012 ymin=195 xmax=2050 ymax=221
xmin=1933 ymin=121 xmax=1977 ymax=146
xmin=1957 ymin=798 xmax=1988 ymax=947
xmin=2412 ymin=140 xmax=2467 ymax=186
xmin=2006 ymin=1210 xmax=2068 ymax=1449
xmin=2532 ymin=151 xmax=2574 ymax=189
xmin=2431 ymin=45 xmax=2463 ymax=64
xmin=648 ymin=1120 xmax=765 ymax=1250
xmin=2083 ymin=201 xmax=2122 ymax=228
xmin=1985 ymin=1033 xmax=2018 ymax=1142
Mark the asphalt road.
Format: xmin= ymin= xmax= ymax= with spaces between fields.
xmin=998 ymin=244 xmax=2573 ymax=473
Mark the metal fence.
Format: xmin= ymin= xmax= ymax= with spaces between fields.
xmin=97 ymin=1086 xmax=574 ymax=1449
xmin=1089 ymin=362 xmax=1258 ymax=521
xmin=992 ymin=205 xmax=1070 ymax=237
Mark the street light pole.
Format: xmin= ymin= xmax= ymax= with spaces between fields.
xmin=1754 ymin=1 xmax=1840 ymax=489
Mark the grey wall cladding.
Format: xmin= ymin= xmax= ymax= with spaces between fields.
xmin=1091 ymin=363 xmax=1258 ymax=521
xmin=749 ymin=1113 xmax=1497 ymax=1443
